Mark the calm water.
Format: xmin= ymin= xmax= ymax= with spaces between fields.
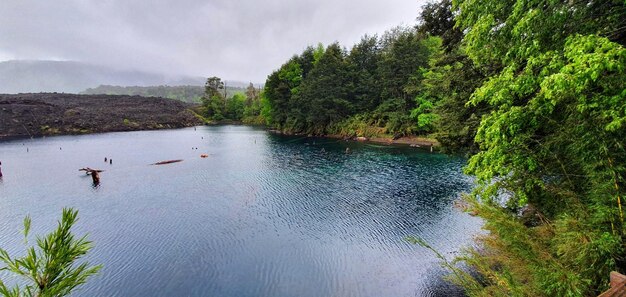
xmin=0 ymin=126 xmax=480 ymax=297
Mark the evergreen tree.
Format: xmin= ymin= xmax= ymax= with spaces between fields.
xmin=346 ymin=35 xmax=382 ymax=113
xmin=0 ymin=209 xmax=101 ymax=297
xmin=299 ymin=43 xmax=352 ymax=134
xmin=201 ymin=76 xmax=226 ymax=120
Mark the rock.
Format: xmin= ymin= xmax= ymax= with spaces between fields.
xmin=355 ymin=136 xmax=368 ymax=141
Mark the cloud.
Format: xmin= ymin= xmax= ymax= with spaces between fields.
xmin=0 ymin=0 xmax=426 ymax=82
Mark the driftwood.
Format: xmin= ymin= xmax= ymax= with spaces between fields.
xmin=79 ymin=167 xmax=103 ymax=184
xmin=79 ymin=167 xmax=103 ymax=173
xmin=151 ymin=159 xmax=183 ymax=166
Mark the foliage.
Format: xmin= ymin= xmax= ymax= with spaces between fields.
xmin=82 ymin=85 xmax=205 ymax=103
xmin=82 ymin=85 xmax=248 ymax=104
xmin=327 ymin=114 xmax=386 ymax=138
xmin=299 ymin=43 xmax=352 ymax=134
xmin=201 ymin=77 xmax=225 ymax=120
xmin=0 ymin=208 xmax=101 ymax=297
xmin=433 ymin=0 xmax=626 ymax=295
xmin=224 ymin=93 xmax=246 ymax=121
xmin=417 ymin=0 xmax=463 ymax=52
xmin=263 ymin=27 xmax=442 ymax=137
xmin=421 ymin=48 xmax=488 ymax=153
xmin=201 ymin=77 xmax=263 ymax=123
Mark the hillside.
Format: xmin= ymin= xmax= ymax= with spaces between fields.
xmin=0 ymin=93 xmax=203 ymax=138
xmin=82 ymin=85 xmax=249 ymax=103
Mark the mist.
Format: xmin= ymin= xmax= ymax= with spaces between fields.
xmin=0 ymin=0 xmax=425 ymax=83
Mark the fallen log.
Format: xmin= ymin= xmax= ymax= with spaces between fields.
xmin=79 ymin=167 xmax=104 ymax=173
xmin=79 ymin=167 xmax=103 ymax=185
xmin=151 ymin=159 xmax=183 ymax=165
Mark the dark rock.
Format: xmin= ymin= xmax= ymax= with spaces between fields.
xmin=0 ymin=93 xmax=202 ymax=139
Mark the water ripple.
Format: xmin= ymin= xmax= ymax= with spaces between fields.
xmin=0 ymin=126 xmax=481 ymax=297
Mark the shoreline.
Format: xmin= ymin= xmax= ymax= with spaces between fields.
xmin=268 ymin=130 xmax=439 ymax=148
xmin=0 ymin=124 xmax=201 ymax=141
xmin=2 ymin=124 xmax=440 ymax=149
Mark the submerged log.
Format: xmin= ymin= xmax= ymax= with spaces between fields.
xmin=151 ymin=159 xmax=183 ymax=165
xmin=79 ymin=167 xmax=104 ymax=173
xmin=79 ymin=167 xmax=103 ymax=185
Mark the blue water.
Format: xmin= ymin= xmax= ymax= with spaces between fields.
xmin=0 ymin=126 xmax=481 ymax=297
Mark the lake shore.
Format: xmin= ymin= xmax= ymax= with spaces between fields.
xmin=0 ymin=93 xmax=439 ymax=149
xmin=268 ymin=129 xmax=439 ymax=148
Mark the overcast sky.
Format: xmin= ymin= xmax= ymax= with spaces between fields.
xmin=0 ymin=0 xmax=426 ymax=82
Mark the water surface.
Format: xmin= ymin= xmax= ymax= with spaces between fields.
xmin=0 ymin=126 xmax=480 ymax=296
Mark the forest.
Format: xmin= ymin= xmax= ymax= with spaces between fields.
xmin=199 ymin=78 xmax=264 ymax=124
xmin=83 ymin=85 xmax=205 ymax=103
xmin=261 ymin=0 xmax=626 ymax=296
xmin=83 ymin=84 xmax=247 ymax=104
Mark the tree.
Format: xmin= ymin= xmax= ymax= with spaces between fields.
xmin=377 ymin=28 xmax=428 ymax=110
xmin=346 ymin=35 xmax=382 ymax=113
xmin=243 ymin=83 xmax=262 ymax=121
xmin=225 ymin=93 xmax=246 ymax=121
xmin=417 ymin=0 xmax=463 ymax=52
xmin=373 ymin=29 xmax=439 ymax=136
xmin=244 ymin=83 xmax=259 ymax=108
xmin=440 ymin=0 xmax=626 ymax=295
xmin=0 ymin=208 xmax=101 ymax=297
xmin=201 ymin=77 xmax=226 ymax=120
xmin=299 ymin=43 xmax=352 ymax=134
xmin=263 ymin=57 xmax=303 ymax=129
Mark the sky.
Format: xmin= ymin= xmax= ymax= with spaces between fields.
xmin=0 ymin=0 xmax=427 ymax=83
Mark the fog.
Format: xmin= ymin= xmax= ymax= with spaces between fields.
xmin=0 ymin=0 xmax=426 ymax=83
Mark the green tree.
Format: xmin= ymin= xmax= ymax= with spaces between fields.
xmin=243 ymin=83 xmax=262 ymax=121
xmin=372 ymin=29 xmax=439 ymax=137
xmin=417 ymin=0 xmax=463 ymax=52
xmin=346 ymin=35 xmax=382 ymax=113
xmin=225 ymin=93 xmax=246 ymax=121
xmin=0 ymin=208 xmax=101 ymax=297
xmin=299 ymin=43 xmax=352 ymax=134
xmin=263 ymin=57 xmax=304 ymax=129
xmin=244 ymin=83 xmax=259 ymax=109
xmin=434 ymin=0 xmax=626 ymax=295
xmin=201 ymin=77 xmax=226 ymax=120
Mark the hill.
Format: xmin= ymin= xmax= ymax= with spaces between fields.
xmin=0 ymin=93 xmax=203 ymax=138
xmin=81 ymin=85 xmax=249 ymax=103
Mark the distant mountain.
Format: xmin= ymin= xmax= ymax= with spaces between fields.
xmin=0 ymin=60 xmax=206 ymax=94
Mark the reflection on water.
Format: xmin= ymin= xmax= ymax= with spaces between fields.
xmin=0 ymin=126 xmax=481 ymax=297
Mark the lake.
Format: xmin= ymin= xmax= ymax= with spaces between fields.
xmin=0 ymin=125 xmax=481 ymax=297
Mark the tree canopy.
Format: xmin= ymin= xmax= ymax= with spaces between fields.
xmin=260 ymin=0 xmax=626 ymax=295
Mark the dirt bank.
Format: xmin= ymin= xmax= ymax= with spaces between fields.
xmin=0 ymin=93 xmax=203 ymax=139
xmin=269 ymin=130 xmax=439 ymax=147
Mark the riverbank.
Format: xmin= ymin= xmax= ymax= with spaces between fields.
xmin=0 ymin=93 xmax=203 ymax=139
xmin=269 ymin=129 xmax=439 ymax=148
